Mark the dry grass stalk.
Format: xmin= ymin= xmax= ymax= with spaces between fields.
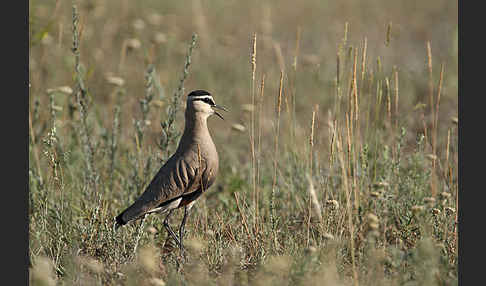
xmin=433 ymin=63 xmax=445 ymax=154
xmin=429 ymin=63 xmax=444 ymax=197
xmin=346 ymin=49 xmax=354 ymax=125
xmin=360 ymin=37 xmax=368 ymax=87
xmin=343 ymin=22 xmax=349 ymax=46
xmin=119 ymin=38 xmax=129 ymax=72
xmin=325 ymin=115 xmax=337 ymax=203
xmin=273 ymin=42 xmax=285 ymax=73
xmin=293 ymin=26 xmax=301 ymax=71
xmin=306 ymin=174 xmax=322 ymax=247
xmin=345 ymin=113 xmax=352 ymax=181
xmin=427 ymin=41 xmax=434 ymax=119
xmin=272 ymin=71 xmax=284 ymax=192
xmin=307 ymin=175 xmax=322 ymax=223
xmin=385 ymin=77 xmax=392 ymax=126
xmin=234 ymin=192 xmax=252 ymax=242
xmin=352 ymin=47 xmax=362 ymax=210
xmin=328 ymin=117 xmax=337 ymax=169
xmin=309 ymin=105 xmax=318 ymax=173
xmin=335 ymin=128 xmax=358 ymax=285
xmin=394 ymin=68 xmax=399 ymax=131
xmin=306 ymin=107 xmax=318 ymax=247
xmin=353 ymin=48 xmax=359 ymax=124
xmin=251 ymin=33 xmax=257 ymax=82
xmin=270 ymin=71 xmax=284 ymax=251
xmin=256 ymin=75 xmax=266 ymax=233
xmin=337 ymin=52 xmax=341 ymax=90
xmin=250 ymin=33 xmax=258 ymax=230
xmin=421 ymin=112 xmax=429 ymax=147
xmin=385 ymin=22 xmax=392 ymax=46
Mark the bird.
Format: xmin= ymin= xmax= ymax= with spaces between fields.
xmin=115 ymin=89 xmax=227 ymax=254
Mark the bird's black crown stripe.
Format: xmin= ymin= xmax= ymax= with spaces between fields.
xmin=188 ymin=90 xmax=211 ymax=97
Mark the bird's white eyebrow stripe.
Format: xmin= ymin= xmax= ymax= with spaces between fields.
xmin=189 ymin=95 xmax=213 ymax=101
xmin=189 ymin=96 xmax=215 ymax=105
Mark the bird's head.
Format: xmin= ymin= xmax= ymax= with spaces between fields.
xmin=186 ymin=90 xmax=228 ymax=120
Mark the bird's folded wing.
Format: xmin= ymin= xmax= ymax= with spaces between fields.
xmin=117 ymin=152 xmax=203 ymax=224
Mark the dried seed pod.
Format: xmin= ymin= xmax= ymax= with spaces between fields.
xmin=105 ymin=75 xmax=125 ymax=87
xmin=231 ymin=123 xmax=246 ymax=132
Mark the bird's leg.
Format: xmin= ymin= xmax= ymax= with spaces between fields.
xmin=163 ymin=209 xmax=181 ymax=249
xmin=178 ymin=206 xmax=190 ymax=255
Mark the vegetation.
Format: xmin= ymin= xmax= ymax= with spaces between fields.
xmin=29 ymin=0 xmax=458 ymax=285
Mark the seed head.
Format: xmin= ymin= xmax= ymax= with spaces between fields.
xmin=439 ymin=192 xmax=451 ymax=200
xmin=445 ymin=207 xmax=456 ymax=215
xmin=46 ymin=86 xmax=73 ymax=95
xmin=326 ymin=199 xmax=339 ymax=210
xmin=105 ymin=75 xmax=125 ymax=87
xmin=426 ymin=154 xmax=437 ymax=161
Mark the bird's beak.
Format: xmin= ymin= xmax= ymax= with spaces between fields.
xmin=212 ymin=104 xmax=228 ymax=120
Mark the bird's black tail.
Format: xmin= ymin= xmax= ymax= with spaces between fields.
xmin=114 ymin=213 xmax=127 ymax=230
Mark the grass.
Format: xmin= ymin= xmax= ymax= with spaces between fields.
xmin=29 ymin=0 xmax=457 ymax=285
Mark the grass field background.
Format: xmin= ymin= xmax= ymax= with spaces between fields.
xmin=29 ymin=0 xmax=458 ymax=285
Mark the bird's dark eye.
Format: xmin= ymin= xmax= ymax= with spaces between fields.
xmin=204 ymin=98 xmax=215 ymax=105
